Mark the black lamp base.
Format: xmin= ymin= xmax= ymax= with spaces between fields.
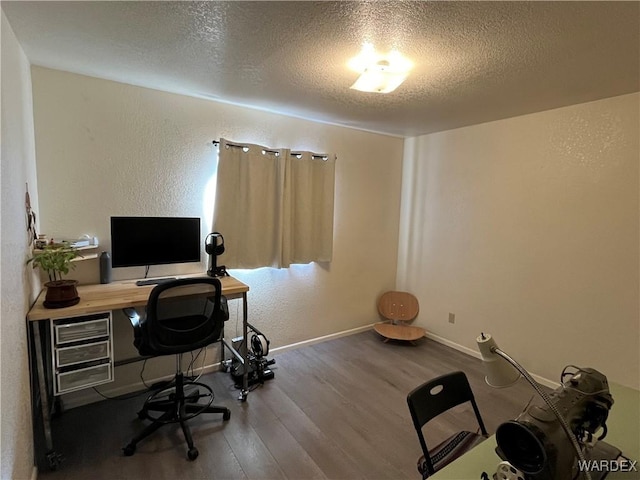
xmin=207 ymin=265 xmax=228 ymax=277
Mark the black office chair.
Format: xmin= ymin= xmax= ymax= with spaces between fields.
xmin=122 ymin=277 xmax=231 ymax=460
xmin=407 ymin=371 xmax=488 ymax=479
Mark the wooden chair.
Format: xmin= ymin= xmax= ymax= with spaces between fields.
xmin=373 ymin=291 xmax=425 ymax=343
xmin=407 ymin=371 xmax=488 ymax=478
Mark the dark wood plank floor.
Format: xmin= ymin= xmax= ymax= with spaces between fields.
xmin=38 ymin=331 xmax=537 ymax=480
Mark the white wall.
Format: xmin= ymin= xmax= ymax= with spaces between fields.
xmin=398 ymin=93 xmax=639 ymax=389
xmin=30 ymin=67 xmax=404 ymax=394
xmin=1 ymin=10 xmax=41 ymax=479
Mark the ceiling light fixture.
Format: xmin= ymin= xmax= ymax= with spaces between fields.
xmin=348 ymin=42 xmax=413 ymax=94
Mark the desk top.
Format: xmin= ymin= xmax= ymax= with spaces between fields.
xmin=27 ymin=274 xmax=249 ymax=321
xmin=431 ymin=382 xmax=639 ymax=479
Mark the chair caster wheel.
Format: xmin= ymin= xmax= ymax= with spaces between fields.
xmin=223 ymin=410 xmax=231 ymax=421
xmin=187 ymin=447 xmax=199 ymax=460
xmin=123 ymin=444 xmax=136 ymax=456
xmin=46 ymin=450 xmax=64 ymax=470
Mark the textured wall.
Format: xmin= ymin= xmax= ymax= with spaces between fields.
xmin=1 ymin=10 xmax=40 ymax=479
xmin=30 ymin=67 xmax=403 ymax=393
xmin=398 ymin=93 xmax=639 ymax=389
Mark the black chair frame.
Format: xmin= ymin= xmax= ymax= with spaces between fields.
xmin=407 ymin=370 xmax=488 ymax=478
xmin=123 ymin=277 xmax=231 ymax=461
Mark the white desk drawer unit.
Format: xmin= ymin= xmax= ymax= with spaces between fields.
xmin=57 ymin=363 xmax=112 ymax=394
xmin=55 ymin=317 xmax=110 ymax=344
xmin=50 ymin=312 xmax=114 ymax=395
xmin=56 ymin=340 xmax=110 ymax=368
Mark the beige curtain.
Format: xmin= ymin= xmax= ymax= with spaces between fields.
xmin=213 ymin=139 xmax=285 ymax=268
xmin=213 ymin=139 xmax=335 ymax=269
xmin=282 ymin=151 xmax=335 ymax=266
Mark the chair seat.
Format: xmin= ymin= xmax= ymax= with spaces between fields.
xmin=417 ymin=430 xmax=486 ymax=477
xmin=374 ymin=322 xmax=426 ymax=341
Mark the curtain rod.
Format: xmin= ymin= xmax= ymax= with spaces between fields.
xmin=212 ymin=140 xmax=245 ymax=148
xmin=212 ymin=140 xmax=333 ymax=160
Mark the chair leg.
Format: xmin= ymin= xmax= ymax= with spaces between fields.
xmin=184 ymin=402 xmax=231 ymax=421
xmin=123 ymin=372 xmax=229 ymax=459
xmin=178 ymin=402 xmax=200 ymax=460
xmin=123 ymin=410 xmax=174 ymax=456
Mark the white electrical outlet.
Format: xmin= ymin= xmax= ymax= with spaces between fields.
xmin=448 ymin=313 xmax=455 ymax=324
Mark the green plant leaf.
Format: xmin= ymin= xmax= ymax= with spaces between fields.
xmin=26 ymin=242 xmax=80 ymax=280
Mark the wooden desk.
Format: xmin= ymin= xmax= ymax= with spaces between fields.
xmin=27 ymin=275 xmax=249 ymax=320
xmin=431 ymin=382 xmax=639 ymax=479
xmin=27 ymin=274 xmax=250 ymax=470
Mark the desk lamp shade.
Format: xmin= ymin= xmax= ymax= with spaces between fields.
xmin=476 ymin=333 xmax=520 ymax=388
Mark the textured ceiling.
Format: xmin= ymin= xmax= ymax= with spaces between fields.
xmin=3 ymin=1 xmax=639 ymax=137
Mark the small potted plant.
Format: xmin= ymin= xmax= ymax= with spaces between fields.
xmin=28 ymin=242 xmax=82 ymax=308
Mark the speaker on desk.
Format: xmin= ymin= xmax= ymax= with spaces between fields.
xmin=100 ymin=251 xmax=112 ymax=284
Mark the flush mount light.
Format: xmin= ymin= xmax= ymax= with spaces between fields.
xmin=348 ymin=43 xmax=413 ymax=93
xmin=350 ymin=60 xmax=409 ymax=94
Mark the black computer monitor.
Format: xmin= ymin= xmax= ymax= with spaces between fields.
xmin=110 ymin=216 xmax=201 ymax=268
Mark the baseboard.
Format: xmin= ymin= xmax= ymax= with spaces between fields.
xmin=270 ymin=324 xmax=376 ymax=356
xmin=425 ymin=330 xmax=484 ymax=359
xmin=268 ymin=325 xmax=559 ymax=389
xmin=425 ymin=330 xmax=559 ymax=389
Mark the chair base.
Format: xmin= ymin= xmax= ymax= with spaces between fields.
xmin=123 ymin=373 xmax=230 ymax=460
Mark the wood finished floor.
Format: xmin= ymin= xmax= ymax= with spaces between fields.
xmin=38 ymin=331 xmax=538 ymax=480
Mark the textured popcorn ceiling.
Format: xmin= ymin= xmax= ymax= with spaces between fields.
xmin=3 ymin=1 xmax=639 ymax=136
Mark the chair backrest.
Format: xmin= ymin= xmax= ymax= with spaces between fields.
xmin=407 ymin=371 xmax=488 ymax=475
xmin=377 ymin=291 xmax=419 ymax=323
xmin=135 ymin=277 xmax=227 ymax=356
